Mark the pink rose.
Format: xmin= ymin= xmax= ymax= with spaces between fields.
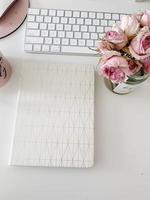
xmin=104 ymin=26 xmax=128 ymax=50
xmin=141 ymin=56 xmax=150 ymax=73
xmin=120 ymin=15 xmax=140 ymax=37
xmin=129 ymin=26 xmax=150 ymax=60
xmin=97 ymin=40 xmax=114 ymax=53
xmin=128 ymin=60 xmax=142 ymax=75
xmin=102 ymin=67 xmax=125 ymax=83
xmin=140 ymin=10 xmax=150 ymax=27
xmin=134 ymin=12 xmax=143 ymax=22
xmin=99 ymin=52 xmax=129 ymax=83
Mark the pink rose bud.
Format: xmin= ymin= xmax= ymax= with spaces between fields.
xmin=97 ymin=40 xmax=114 ymax=53
xmin=141 ymin=56 xmax=150 ymax=73
xmin=120 ymin=15 xmax=140 ymax=37
xmin=104 ymin=26 xmax=128 ymax=50
xmin=128 ymin=60 xmax=142 ymax=75
xmin=140 ymin=10 xmax=150 ymax=28
xmin=0 ymin=53 xmax=12 ymax=88
xmin=98 ymin=52 xmax=129 ymax=83
xmin=134 ymin=12 xmax=144 ymax=22
xmin=129 ymin=26 xmax=150 ymax=60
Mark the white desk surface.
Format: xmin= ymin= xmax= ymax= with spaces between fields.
xmin=1 ymin=0 xmax=150 ymax=199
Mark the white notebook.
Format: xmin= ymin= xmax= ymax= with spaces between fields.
xmin=9 ymin=62 xmax=94 ymax=168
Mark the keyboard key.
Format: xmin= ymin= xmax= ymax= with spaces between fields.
xmin=86 ymin=40 xmax=94 ymax=46
xmin=85 ymin=19 xmax=92 ymax=25
xmin=101 ymin=20 xmax=108 ymax=26
xmin=82 ymin=32 xmax=89 ymax=39
xmin=77 ymin=18 xmax=83 ymax=24
xmin=53 ymin=38 xmax=61 ymax=45
xmin=97 ymin=26 xmax=104 ymax=33
xmin=62 ymin=38 xmax=69 ymax=45
xmin=105 ymin=13 xmax=111 ymax=19
xmin=36 ymin=16 xmax=43 ymax=22
xmin=56 ymin=24 xmax=63 ymax=30
xmin=27 ymin=22 xmax=39 ymax=29
xmin=81 ymin=12 xmax=88 ymax=18
xmin=93 ymin=19 xmax=99 ymax=26
xmin=53 ymin=17 xmax=59 ymax=23
xmin=70 ymin=39 xmax=77 ymax=46
xmin=94 ymin=40 xmax=100 ymax=47
xmin=42 ymin=45 xmax=50 ymax=52
xmin=26 ymin=37 xmax=44 ymax=44
xmin=66 ymin=31 xmax=73 ymax=38
xmin=27 ymin=15 xmax=35 ymax=22
xmin=99 ymin=33 xmax=104 ymax=38
xmin=89 ymin=26 xmax=96 ymax=32
xmin=45 ymin=38 xmax=52 ymax=44
xmin=112 ymin=13 xmax=120 ymax=20
xmin=73 ymin=11 xmax=80 ymax=18
xmin=61 ymin=46 xmax=95 ymax=54
xmin=78 ymin=39 xmax=85 ymax=46
xmin=65 ymin=10 xmax=72 ymax=17
xmin=41 ymin=30 xmax=48 ymax=37
xmin=105 ymin=27 xmax=111 ymax=32
xmin=58 ymin=31 xmax=65 ymax=37
xmin=26 ymin=29 xmax=40 ymax=36
xmin=44 ymin=16 xmax=51 ymax=23
xmin=89 ymin=12 xmax=95 ymax=18
xmin=28 ymin=8 xmax=40 ymax=15
xmin=50 ymin=45 xmax=60 ymax=52
xmin=49 ymin=10 xmax=56 ymax=16
xmin=41 ymin=9 xmax=48 ymax=15
xmin=72 ymin=25 xmax=79 ymax=31
xmin=61 ymin=17 xmax=68 ymax=23
xmin=40 ymin=23 xmax=47 ymax=29
xmin=49 ymin=31 xmax=57 ymax=37
xmin=48 ymin=24 xmax=55 ymax=30
xmin=74 ymin=32 xmax=81 ymax=38
xmin=108 ymin=20 xmax=115 ymax=26
xmin=33 ymin=44 xmax=41 ymax=51
xmin=91 ymin=33 xmax=98 ymax=39
xmin=64 ymin=24 xmax=71 ymax=31
xmin=81 ymin=25 xmax=87 ymax=32
xmin=69 ymin=18 xmax=76 ymax=24
xmin=57 ymin=10 xmax=64 ymax=16
xmin=97 ymin=13 xmax=103 ymax=19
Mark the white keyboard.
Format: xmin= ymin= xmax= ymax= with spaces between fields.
xmin=24 ymin=8 xmax=126 ymax=56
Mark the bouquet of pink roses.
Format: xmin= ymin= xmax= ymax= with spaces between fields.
xmin=97 ymin=10 xmax=150 ymax=84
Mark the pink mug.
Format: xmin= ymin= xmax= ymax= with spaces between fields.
xmin=0 ymin=52 xmax=12 ymax=88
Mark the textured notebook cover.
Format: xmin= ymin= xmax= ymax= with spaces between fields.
xmin=9 ymin=62 xmax=94 ymax=168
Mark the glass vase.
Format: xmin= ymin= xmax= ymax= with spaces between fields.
xmin=104 ymin=73 xmax=149 ymax=95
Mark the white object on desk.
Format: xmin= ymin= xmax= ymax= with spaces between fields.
xmin=24 ymin=8 xmax=126 ymax=56
xmin=9 ymin=62 xmax=94 ymax=168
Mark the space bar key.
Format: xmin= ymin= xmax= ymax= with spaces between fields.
xmin=61 ymin=46 xmax=96 ymax=55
